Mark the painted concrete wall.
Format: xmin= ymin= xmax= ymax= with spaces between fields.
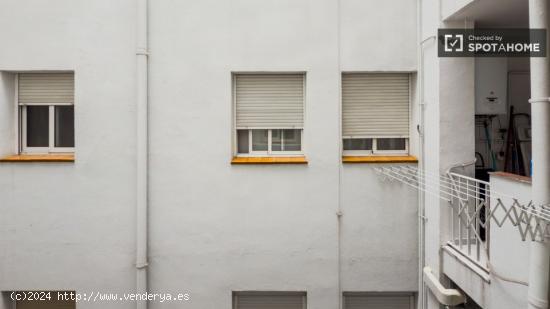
xmin=0 ymin=1 xmax=137 ymax=309
xmin=441 ymin=0 xmax=476 ymax=20
xmin=419 ymin=3 xmax=477 ymax=308
xmin=148 ymin=0 xmax=418 ymax=308
xmin=341 ymin=165 xmax=418 ymax=292
xmin=0 ymin=1 xmax=419 ymax=309
xmin=340 ymin=0 xmax=417 ymax=72
xmin=418 ymin=0 xmax=444 ymax=308
xmin=487 ymin=174 xmax=531 ymax=309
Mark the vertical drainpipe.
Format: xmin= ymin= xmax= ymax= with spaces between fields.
xmin=417 ymin=0 xmax=425 ymax=305
xmin=336 ymin=0 xmax=343 ymax=308
xmin=136 ymin=0 xmax=149 ymax=308
xmin=418 ymin=35 xmax=436 ymax=309
xmin=527 ymin=0 xmax=550 ymax=308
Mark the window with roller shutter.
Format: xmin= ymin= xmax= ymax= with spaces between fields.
xmin=342 ymin=73 xmax=410 ymax=155
xmin=344 ymin=292 xmax=415 ymax=309
xmin=234 ymin=73 xmax=304 ymax=156
xmin=233 ymin=292 xmax=307 ymax=309
xmin=17 ymin=72 xmax=75 ymax=154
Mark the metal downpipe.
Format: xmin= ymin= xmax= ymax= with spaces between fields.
xmin=136 ymin=0 xmax=149 ymax=308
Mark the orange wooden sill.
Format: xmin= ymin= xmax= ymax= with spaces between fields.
xmin=490 ymin=171 xmax=531 ymax=184
xmin=231 ymin=156 xmax=308 ymax=165
xmin=342 ymin=155 xmax=418 ymax=163
xmin=0 ymin=154 xmax=75 ymax=162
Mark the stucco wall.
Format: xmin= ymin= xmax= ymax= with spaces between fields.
xmin=418 ymin=0 xmax=442 ymax=308
xmin=341 ymin=165 xmax=418 ymax=292
xmin=440 ymin=0 xmax=476 ymax=20
xmin=148 ymin=0 xmax=418 ymax=308
xmin=488 ymin=175 xmax=530 ymax=309
xmin=419 ymin=5 xmax=477 ymax=309
xmin=0 ymin=1 xmax=137 ymax=309
xmin=0 ymin=1 xmax=419 ymax=309
xmin=340 ymin=0 xmax=417 ymax=72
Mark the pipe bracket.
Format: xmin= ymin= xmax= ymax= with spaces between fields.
xmin=136 ymin=48 xmax=150 ymax=56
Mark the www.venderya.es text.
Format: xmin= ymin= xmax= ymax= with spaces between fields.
xmin=10 ymin=291 xmax=190 ymax=303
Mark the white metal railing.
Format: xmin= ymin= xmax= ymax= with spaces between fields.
xmin=447 ymin=172 xmax=490 ymax=267
xmin=375 ymin=165 xmax=550 ymax=267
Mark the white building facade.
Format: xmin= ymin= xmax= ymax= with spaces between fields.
xmin=1 ymin=0 xmax=549 ymax=309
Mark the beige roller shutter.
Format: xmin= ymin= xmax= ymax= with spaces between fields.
xmin=18 ymin=73 xmax=74 ymax=104
xmin=234 ymin=292 xmax=306 ymax=309
xmin=235 ymin=74 xmax=304 ymax=129
xmin=342 ymin=73 xmax=410 ymax=138
xmin=344 ymin=293 xmax=414 ymax=309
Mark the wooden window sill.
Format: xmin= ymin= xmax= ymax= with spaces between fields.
xmin=489 ymin=171 xmax=531 ymax=184
xmin=342 ymin=155 xmax=418 ymax=164
xmin=0 ymin=154 xmax=75 ymax=162
xmin=231 ymin=156 xmax=308 ymax=165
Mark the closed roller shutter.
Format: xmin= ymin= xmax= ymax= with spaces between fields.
xmin=344 ymin=293 xmax=414 ymax=309
xmin=235 ymin=74 xmax=304 ymax=129
xmin=342 ymin=73 xmax=409 ymax=138
xmin=18 ymin=73 xmax=74 ymax=104
xmin=234 ymin=292 xmax=306 ymax=309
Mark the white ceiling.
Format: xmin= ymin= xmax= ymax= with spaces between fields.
xmin=447 ymin=0 xmax=529 ymax=28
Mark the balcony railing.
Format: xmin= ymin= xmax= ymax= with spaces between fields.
xmin=447 ymin=172 xmax=490 ymax=267
xmin=375 ymin=165 xmax=550 ymax=269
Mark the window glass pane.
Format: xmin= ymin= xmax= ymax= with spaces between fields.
xmin=251 ymin=129 xmax=268 ymax=151
xmin=237 ymin=130 xmax=249 ymax=154
xmin=272 ymin=129 xmax=282 ymax=151
xmin=26 ymin=106 xmax=49 ymax=147
xmin=272 ymin=129 xmax=301 ymax=152
xmin=283 ymin=129 xmax=301 ymax=151
xmin=343 ymin=138 xmax=372 ymax=151
xmin=377 ymin=138 xmax=406 ymax=150
xmin=55 ymin=106 xmax=74 ymax=148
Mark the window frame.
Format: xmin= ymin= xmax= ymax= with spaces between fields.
xmin=341 ymin=72 xmax=412 ymax=157
xmin=342 ymin=137 xmax=409 ymax=156
xmin=16 ymin=74 xmax=75 ymax=154
xmin=232 ymin=72 xmax=306 ymax=157
xmin=238 ymin=129 xmax=304 ymax=156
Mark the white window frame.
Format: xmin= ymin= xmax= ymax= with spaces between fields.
xmin=233 ymin=72 xmax=306 ymax=157
xmin=20 ymin=103 xmax=75 ymax=154
xmin=16 ymin=73 xmax=74 ymax=154
xmin=342 ymin=137 xmax=409 ymax=156
xmin=237 ymin=128 xmax=304 ymax=157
